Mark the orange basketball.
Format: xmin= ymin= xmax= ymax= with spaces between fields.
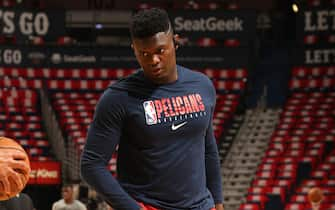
xmin=0 ymin=136 xmax=30 ymax=201
xmin=307 ymin=187 xmax=324 ymax=203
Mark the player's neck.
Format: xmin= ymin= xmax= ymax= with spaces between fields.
xmin=64 ymin=198 xmax=74 ymax=204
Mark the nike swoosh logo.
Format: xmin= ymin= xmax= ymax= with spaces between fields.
xmin=171 ymin=121 xmax=187 ymax=131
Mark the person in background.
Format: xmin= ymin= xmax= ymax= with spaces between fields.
xmin=80 ymin=7 xmax=224 ymax=210
xmin=52 ymin=184 xmax=87 ymax=210
xmin=0 ymin=193 xmax=35 ymax=210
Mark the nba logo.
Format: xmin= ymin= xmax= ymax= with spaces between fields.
xmin=143 ymin=101 xmax=157 ymax=125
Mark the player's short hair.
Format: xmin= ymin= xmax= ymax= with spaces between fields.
xmin=62 ymin=183 xmax=73 ymax=189
xmin=130 ymin=8 xmax=172 ymax=39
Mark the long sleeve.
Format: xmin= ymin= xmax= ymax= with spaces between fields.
xmin=80 ymin=89 xmax=141 ymax=210
xmin=205 ymin=93 xmax=223 ymax=204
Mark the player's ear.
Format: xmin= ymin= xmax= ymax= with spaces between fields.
xmin=173 ymin=34 xmax=180 ymax=50
xmin=131 ymin=43 xmax=137 ymax=55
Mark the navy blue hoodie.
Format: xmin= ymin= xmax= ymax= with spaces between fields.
xmin=80 ymin=65 xmax=223 ymax=210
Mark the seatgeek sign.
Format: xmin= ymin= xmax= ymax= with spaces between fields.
xmin=170 ymin=11 xmax=256 ymax=38
xmin=0 ymin=9 xmax=65 ymax=39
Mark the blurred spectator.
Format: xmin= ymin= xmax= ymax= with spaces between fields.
xmin=52 ymin=184 xmax=87 ymax=210
xmin=0 ymin=193 xmax=35 ymax=210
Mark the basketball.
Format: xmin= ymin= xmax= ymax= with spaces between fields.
xmin=0 ymin=136 xmax=30 ymax=201
xmin=307 ymin=187 xmax=324 ymax=203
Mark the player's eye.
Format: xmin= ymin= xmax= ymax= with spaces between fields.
xmin=142 ymin=52 xmax=149 ymax=57
xmin=158 ymin=48 xmax=165 ymax=54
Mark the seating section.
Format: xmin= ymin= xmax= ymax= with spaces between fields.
xmin=197 ymin=68 xmax=247 ymax=140
xmin=240 ymin=66 xmax=335 ymax=210
xmin=42 ymin=68 xmax=137 ymax=176
xmin=0 ymin=87 xmax=53 ymax=161
xmin=290 ymin=66 xmax=335 ymax=89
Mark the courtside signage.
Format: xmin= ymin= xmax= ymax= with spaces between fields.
xmin=302 ymin=9 xmax=335 ymax=32
xmin=170 ymin=10 xmax=256 ymax=38
xmin=0 ymin=9 xmax=65 ymax=39
xmin=174 ymin=17 xmax=243 ymax=32
xmin=292 ymin=47 xmax=335 ymax=65
xmin=296 ymin=8 xmax=335 ymax=43
xmin=28 ymin=161 xmax=61 ymax=185
xmin=305 ymin=48 xmax=335 ymax=64
xmin=0 ymin=45 xmax=249 ymax=68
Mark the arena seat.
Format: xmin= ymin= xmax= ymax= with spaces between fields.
xmin=246 ymin=194 xmax=268 ymax=209
xmin=224 ymin=39 xmax=241 ymax=47
xmin=196 ymin=37 xmax=218 ymax=47
xmin=0 ymin=88 xmax=54 ymax=161
xmin=31 ymin=36 xmax=45 ymax=45
xmin=239 ymin=203 xmax=261 ymax=210
xmin=227 ymin=2 xmax=240 ymax=10
xmin=284 ymin=203 xmax=305 ymax=210
xmin=57 ymin=36 xmax=76 ymax=45
xmin=303 ymin=35 xmax=319 ymax=45
xmin=135 ymin=1 xmax=169 ymax=9
xmin=307 ymin=0 xmax=321 ymax=7
xmin=0 ymin=0 xmax=15 ymax=7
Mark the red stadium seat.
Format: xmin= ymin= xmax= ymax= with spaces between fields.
xmin=304 ymin=35 xmax=319 ymax=45
xmin=307 ymin=0 xmax=321 ymax=6
xmin=284 ymin=203 xmax=305 ymax=210
xmin=57 ymin=36 xmax=76 ymax=45
xmin=224 ymin=39 xmax=241 ymax=47
xmin=246 ymin=194 xmax=268 ymax=209
xmin=196 ymin=37 xmax=218 ymax=47
xmin=227 ymin=2 xmax=239 ymax=10
xmin=31 ymin=36 xmax=45 ymax=45
xmin=239 ymin=203 xmax=260 ymax=210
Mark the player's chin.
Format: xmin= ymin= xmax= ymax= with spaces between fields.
xmin=149 ymin=70 xmax=166 ymax=80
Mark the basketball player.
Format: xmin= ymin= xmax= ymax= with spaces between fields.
xmin=0 ymin=149 xmax=29 ymax=195
xmin=81 ymin=8 xmax=224 ymax=210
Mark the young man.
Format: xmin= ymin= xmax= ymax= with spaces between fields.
xmin=80 ymin=8 xmax=224 ymax=210
xmin=52 ymin=184 xmax=87 ymax=210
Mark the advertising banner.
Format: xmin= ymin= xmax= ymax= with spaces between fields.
xmin=0 ymin=9 xmax=65 ymax=41
xmin=169 ymin=10 xmax=256 ymax=40
xmin=296 ymin=8 xmax=334 ymax=43
xmin=0 ymin=45 xmax=250 ymax=68
xmin=28 ymin=161 xmax=61 ymax=185
xmin=292 ymin=47 xmax=335 ymax=65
